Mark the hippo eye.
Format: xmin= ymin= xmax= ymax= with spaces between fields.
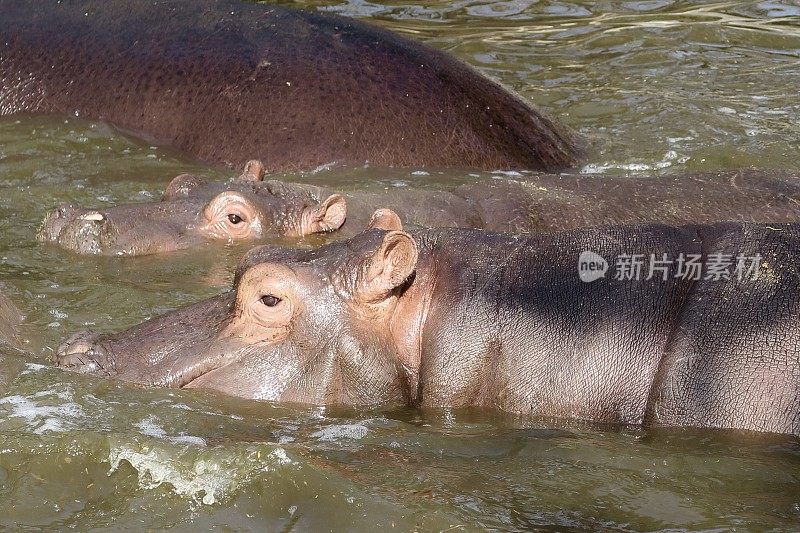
xmin=260 ymin=294 xmax=281 ymax=307
xmin=227 ymin=214 xmax=243 ymax=225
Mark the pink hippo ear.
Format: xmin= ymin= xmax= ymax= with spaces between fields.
xmin=368 ymin=208 xmax=403 ymax=232
xmin=358 ymin=230 xmax=418 ymax=303
xmin=237 ymin=160 xmax=266 ymax=182
xmin=299 ymin=194 xmax=347 ymax=235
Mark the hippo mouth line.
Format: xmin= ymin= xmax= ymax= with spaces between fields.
xmin=56 ymin=330 xmax=252 ymax=389
xmin=178 ymin=364 xmax=226 ymax=389
xmin=174 ymin=345 xmax=252 ymax=389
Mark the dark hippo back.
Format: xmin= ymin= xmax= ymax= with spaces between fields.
xmin=413 ymin=223 xmax=800 ymax=434
xmin=414 ymin=226 xmax=697 ymax=424
xmin=647 ymin=223 xmax=800 ymax=434
xmin=0 ymin=0 xmax=583 ymax=172
xmin=454 ymin=169 xmax=800 ymax=233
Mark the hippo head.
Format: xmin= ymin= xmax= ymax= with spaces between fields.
xmin=54 ymin=212 xmax=423 ymax=405
xmin=38 ymin=161 xmax=348 ymax=255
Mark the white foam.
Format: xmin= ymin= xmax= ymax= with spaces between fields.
xmin=134 ymin=416 xmax=207 ymax=447
xmin=19 ymin=363 xmax=48 ymax=375
xmin=580 ymin=150 xmax=688 ymax=175
xmin=309 ymin=161 xmax=337 ymax=174
xmin=169 ymin=435 xmax=207 ymax=446
xmin=311 ymin=423 xmax=368 ymax=442
xmin=108 ymin=444 xmax=293 ymax=505
xmin=0 ymin=392 xmax=84 ymax=434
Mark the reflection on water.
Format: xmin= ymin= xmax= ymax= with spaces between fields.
xmin=0 ymin=0 xmax=799 ymax=530
xmin=304 ymin=0 xmax=800 ymax=174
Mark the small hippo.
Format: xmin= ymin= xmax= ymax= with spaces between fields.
xmin=55 ymin=213 xmax=800 ymax=435
xmin=40 ymin=162 xmax=800 ymax=255
xmin=0 ymin=0 xmax=582 ymax=172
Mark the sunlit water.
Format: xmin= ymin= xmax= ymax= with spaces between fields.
xmin=0 ymin=1 xmax=799 ymax=530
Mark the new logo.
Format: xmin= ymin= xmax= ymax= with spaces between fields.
xmin=578 ymin=251 xmax=608 ymax=283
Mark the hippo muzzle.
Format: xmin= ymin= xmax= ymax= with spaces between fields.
xmin=39 ymin=200 xmax=208 ymax=255
xmin=56 ymin=331 xmax=116 ymax=376
xmin=39 ymin=204 xmax=110 ymax=255
xmin=53 ymin=293 xmax=240 ymax=388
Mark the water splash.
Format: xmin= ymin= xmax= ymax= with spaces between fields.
xmin=108 ymin=438 xmax=294 ymax=505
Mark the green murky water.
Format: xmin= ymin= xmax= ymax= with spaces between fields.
xmin=1 ymin=1 xmax=799 ymax=530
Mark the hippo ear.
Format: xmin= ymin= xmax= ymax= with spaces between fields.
xmin=300 ymin=194 xmax=347 ymax=235
xmin=358 ymin=231 xmax=418 ymax=303
xmin=237 ymin=160 xmax=266 ymax=182
xmin=367 ymin=208 xmax=403 ymax=232
xmin=162 ymin=173 xmax=208 ymax=200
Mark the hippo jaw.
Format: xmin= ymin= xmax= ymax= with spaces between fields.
xmin=53 ymin=228 xmax=423 ymax=405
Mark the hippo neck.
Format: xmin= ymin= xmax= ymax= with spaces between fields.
xmin=388 ymin=246 xmax=439 ymax=400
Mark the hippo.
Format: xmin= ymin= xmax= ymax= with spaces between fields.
xmin=55 ymin=212 xmax=800 ymax=436
xmin=40 ymin=162 xmax=800 ymax=255
xmin=0 ymin=0 xmax=583 ymax=172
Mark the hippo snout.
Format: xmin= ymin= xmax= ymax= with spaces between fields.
xmin=39 ymin=204 xmax=111 ymax=254
xmin=54 ymin=331 xmax=115 ymax=376
xmin=39 ymin=203 xmax=78 ymax=239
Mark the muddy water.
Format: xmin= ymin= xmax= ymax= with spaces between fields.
xmin=1 ymin=0 xmax=799 ymax=530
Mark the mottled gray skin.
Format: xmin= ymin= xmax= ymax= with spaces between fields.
xmin=40 ymin=167 xmax=800 ymax=255
xmin=55 ymin=220 xmax=800 ymax=435
xmin=0 ymin=0 xmax=583 ymax=172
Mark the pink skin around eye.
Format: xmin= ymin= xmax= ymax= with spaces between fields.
xmin=200 ymin=193 xmax=263 ymax=242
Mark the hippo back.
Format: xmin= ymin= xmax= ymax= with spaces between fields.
xmin=413 ymin=224 xmax=800 ymax=434
xmin=454 ymin=170 xmax=800 ymax=233
xmin=0 ymin=0 xmax=583 ymax=172
xmin=647 ymin=223 xmax=800 ymax=434
xmin=414 ymin=226 xmax=698 ymax=424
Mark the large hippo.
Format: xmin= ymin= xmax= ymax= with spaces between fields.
xmin=55 ymin=213 xmax=800 ymax=435
xmin=40 ymin=162 xmax=800 ymax=255
xmin=0 ymin=0 xmax=583 ymax=172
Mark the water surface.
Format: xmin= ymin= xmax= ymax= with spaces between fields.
xmin=0 ymin=1 xmax=799 ymax=530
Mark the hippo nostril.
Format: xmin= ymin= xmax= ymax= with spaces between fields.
xmin=54 ymin=330 xmax=114 ymax=376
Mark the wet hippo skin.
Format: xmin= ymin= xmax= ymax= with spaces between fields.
xmin=0 ymin=0 xmax=584 ymax=172
xmin=39 ymin=164 xmax=800 ymax=255
xmin=55 ymin=215 xmax=800 ymax=436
